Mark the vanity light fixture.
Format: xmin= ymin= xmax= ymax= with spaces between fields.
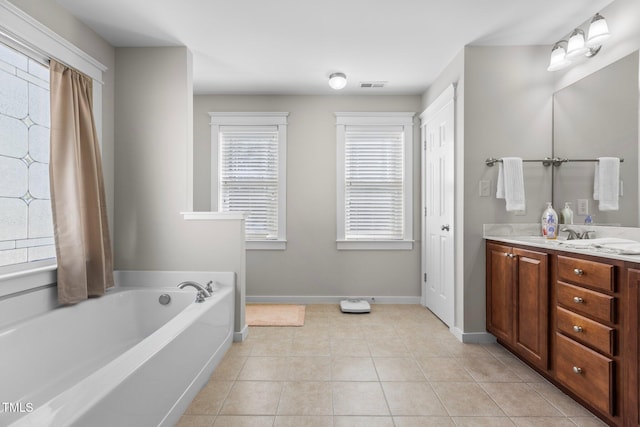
xmin=329 ymin=72 xmax=347 ymax=90
xmin=547 ymin=12 xmax=611 ymax=71
xmin=586 ymin=13 xmax=611 ymax=47
xmin=566 ymin=29 xmax=589 ymax=59
xmin=547 ymin=41 xmax=571 ymax=71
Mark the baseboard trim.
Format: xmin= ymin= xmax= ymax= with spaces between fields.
xmin=450 ymin=327 xmax=497 ymax=344
xmin=233 ymin=324 xmax=248 ymax=342
xmin=246 ymin=295 xmax=422 ymax=305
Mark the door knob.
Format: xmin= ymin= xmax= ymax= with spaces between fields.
xmin=441 ymin=224 xmax=450 ymax=231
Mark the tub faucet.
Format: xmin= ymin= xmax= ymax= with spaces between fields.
xmin=177 ymin=281 xmax=211 ymax=300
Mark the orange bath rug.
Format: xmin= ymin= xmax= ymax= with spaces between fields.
xmin=246 ymin=304 xmax=306 ymax=326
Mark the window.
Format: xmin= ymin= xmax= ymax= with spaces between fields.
xmin=336 ymin=112 xmax=414 ymax=250
xmin=210 ymin=112 xmax=288 ymax=250
xmin=0 ymin=42 xmax=55 ymax=268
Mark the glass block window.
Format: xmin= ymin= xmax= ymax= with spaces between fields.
xmin=0 ymin=42 xmax=55 ymax=268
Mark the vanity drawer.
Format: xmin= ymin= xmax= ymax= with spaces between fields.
xmin=557 ymin=256 xmax=614 ymax=292
xmin=556 ymin=307 xmax=615 ymax=356
xmin=556 ymin=281 xmax=614 ymax=323
xmin=555 ymin=333 xmax=613 ymax=415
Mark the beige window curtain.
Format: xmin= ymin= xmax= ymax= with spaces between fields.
xmin=49 ymin=60 xmax=114 ymax=305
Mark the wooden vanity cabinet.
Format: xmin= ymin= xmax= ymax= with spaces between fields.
xmin=486 ymin=240 xmax=635 ymax=426
xmin=554 ymin=254 xmax=618 ymax=418
xmin=626 ymin=268 xmax=640 ymax=427
xmin=486 ymin=242 xmax=549 ymax=370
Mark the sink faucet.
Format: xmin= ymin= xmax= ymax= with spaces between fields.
xmin=561 ymin=228 xmax=595 ymax=240
xmin=561 ymin=228 xmax=580 ymax=240
xmin=177 ymin=281 xmax=211 ymax=301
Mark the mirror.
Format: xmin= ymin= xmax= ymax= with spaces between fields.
xmin=553 ymin=51 xmax=639 ymax=226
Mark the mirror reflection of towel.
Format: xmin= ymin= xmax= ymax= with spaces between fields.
xmin=496 ymin=157 xmax=525 ymax=211
xmin=593 ymin=157 xmax=619 ymax=211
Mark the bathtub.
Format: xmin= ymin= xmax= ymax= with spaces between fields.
xmin=0 ymin=272 xmax=235 ymax=427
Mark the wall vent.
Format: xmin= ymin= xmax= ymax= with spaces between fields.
xmin=359 ymin=81 xmax=387 ymax=88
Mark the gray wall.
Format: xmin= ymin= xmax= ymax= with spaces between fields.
xmin=464 ymin=46 xmax=555 ymax=332
xmin=114 ymin=47 xmax=193 ymax=268
xmin=194 ymin=95 xmax=422 ymax=300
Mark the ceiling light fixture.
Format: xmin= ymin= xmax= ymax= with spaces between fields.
xmin=547 ymin=12 xmax=611 ymax=72
xmin=329 ymin=72 xmax=347 ymax=90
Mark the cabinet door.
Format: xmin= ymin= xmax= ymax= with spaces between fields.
xmin=486 ymin=242 xmax=514 ymax=342
xmin=513 ymin=248 xmax=549 ymax=369
xmin=626 ymin=268 xmax=640 ymax=426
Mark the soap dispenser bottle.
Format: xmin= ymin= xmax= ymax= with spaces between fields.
xmin=541 ymin=202 xmax=559 ymax=239
xmin=561 ymin=202 xmax=574 ymax=225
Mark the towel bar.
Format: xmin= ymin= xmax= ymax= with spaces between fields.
xmin=485 ymin=157 xmax=554 ymax=167
xmin=485 ymin=157 xmax=624 ymax=167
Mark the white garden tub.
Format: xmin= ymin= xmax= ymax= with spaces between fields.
xmin=0 ymin=271 xmax=234 ymax=427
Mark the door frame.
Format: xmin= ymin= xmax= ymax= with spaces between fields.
xmin=420 ymin=83 xmax=456 ymax=325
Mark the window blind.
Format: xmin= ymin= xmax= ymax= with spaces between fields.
xmin=219 ymin=126 xmax=279 ymax=240
xmin=344 ymin=126 xmax=405 ymax=240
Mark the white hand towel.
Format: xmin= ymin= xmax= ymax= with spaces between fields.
xmin=593 ymin=157 xmax=620 ymax=211
xmin=496 ymin=157 xmax=525 ymax=211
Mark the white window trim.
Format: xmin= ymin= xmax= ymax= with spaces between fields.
xmin=210 ymin=112 xmax=288 ymax=250
xmin=0 ymin=0 xmax=106 ymax=293
xmin=336 ymin=112 xmax=415 ymax=250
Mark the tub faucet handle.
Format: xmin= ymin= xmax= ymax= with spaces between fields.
xmin=195 ymin=290 xmax=207 ymax=303
xmin=205 ymin=280 xmax=214 ymax=293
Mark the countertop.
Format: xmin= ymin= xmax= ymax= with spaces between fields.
xmin=483 ymin=223 xmax=640 ymax=264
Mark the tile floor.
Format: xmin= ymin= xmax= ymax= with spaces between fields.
xmin=176 ymin=304 xmax=607 ymax=427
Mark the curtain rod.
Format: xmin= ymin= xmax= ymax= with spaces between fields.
xmin=0 ymin=30 xmax=104 ymax=85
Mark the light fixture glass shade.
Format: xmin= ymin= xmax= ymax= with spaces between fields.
xmin=329 ymin=72 xmax=347 ymax=90
xmin=586 ymin=13 xmax=611 ymax=47
xmin=547 ymin=42 xmax=571 ymax=71
xmin=566 ymin=29 xmax=589 ymax=59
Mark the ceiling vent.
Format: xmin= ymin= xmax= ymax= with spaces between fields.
xmin=359 ymin=81 xmax=387 ymax=88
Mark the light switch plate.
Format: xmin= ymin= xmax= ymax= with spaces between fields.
xmin=577 ymin=199 xmax=588 ymax=215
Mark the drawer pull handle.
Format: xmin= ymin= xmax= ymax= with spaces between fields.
xmin=573 ymin=296 xmax=584 ymax=304
xmin=573 ymin=325 xmax=583 ymax=333
xmin=573 ymin=366 xmax=583 ymax=374
xmin=573 ymin=268 xmax=584 ymax=276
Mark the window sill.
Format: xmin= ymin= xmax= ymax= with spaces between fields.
xmin=0 ymin=260 xmax=58 ymax=298
xmin=247 ymin=240 xmax=287 ymax=250
xmin=337 ymin=240 xmax=414 ymax=251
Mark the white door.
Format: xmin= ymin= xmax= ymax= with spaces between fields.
xmin=421 ymin=85 xmax=455 ymax=327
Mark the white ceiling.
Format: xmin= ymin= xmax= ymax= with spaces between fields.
xmin=56 ymin=0 xmax=615 ymax=95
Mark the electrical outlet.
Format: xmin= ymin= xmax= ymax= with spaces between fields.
xmin=577 ymin=199 xmax=588 ymax=215
xmin=479 ymin=180 xmax=491 ymax=197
